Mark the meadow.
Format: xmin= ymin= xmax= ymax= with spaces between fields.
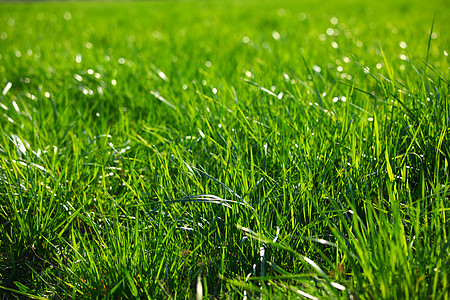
xmin=0 ymin=0 xmax=449 ymax=298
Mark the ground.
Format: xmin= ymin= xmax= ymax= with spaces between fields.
xmin=0 ymin=0 xmax=449 ymax=298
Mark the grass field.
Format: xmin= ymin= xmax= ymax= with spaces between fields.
xmin=0 ymin=0 xmax=449 ymax=298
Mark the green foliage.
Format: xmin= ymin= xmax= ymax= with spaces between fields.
xmin=0 ymin=0 xmax=448 ymax=298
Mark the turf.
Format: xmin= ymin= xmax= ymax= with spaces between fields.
xmin=0 ymin=0 xmax=449 ymax=298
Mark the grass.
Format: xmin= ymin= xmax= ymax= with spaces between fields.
xmin=0 ymin=0 xmax=449 ymax=298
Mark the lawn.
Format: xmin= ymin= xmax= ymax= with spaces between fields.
xmin=0 ymin=0 xmax=449 ymax=298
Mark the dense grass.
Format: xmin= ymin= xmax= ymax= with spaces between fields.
xmin=0 ymin=0 xmax=449 ymax=298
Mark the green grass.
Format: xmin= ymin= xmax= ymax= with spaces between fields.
xmin=0 ymin=0 xmax=449 ymax=298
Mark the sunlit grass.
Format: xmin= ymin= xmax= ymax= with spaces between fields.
xmin=0 ymin=0 xmax=449 ymax=298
